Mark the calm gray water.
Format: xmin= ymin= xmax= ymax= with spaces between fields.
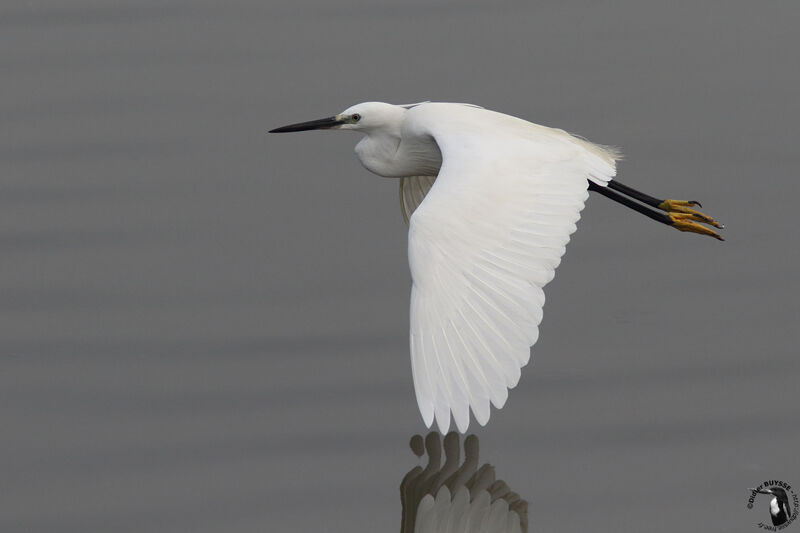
xmin=2 ymin=1 xmax=799 ymax=531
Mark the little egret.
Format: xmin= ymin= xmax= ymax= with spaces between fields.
xmin=270 ymin=101 xmax=723 ymax=433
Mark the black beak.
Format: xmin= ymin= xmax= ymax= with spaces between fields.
xmin=269 ymin=115 xmax=343 ymax=133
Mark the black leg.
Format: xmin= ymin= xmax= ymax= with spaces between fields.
xmin=588 ymin=181 xmax=724 ymax=240
xmin=587 ymin=182 xmax=672 ymax=225
xmin=607 ymin=180 xmax=701 ymax=210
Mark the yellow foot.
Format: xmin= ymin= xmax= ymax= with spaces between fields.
xmin=668 ymin=213 xmax=724 ymax=241
xmin=657 ymin=199 xmax=724 ymax=229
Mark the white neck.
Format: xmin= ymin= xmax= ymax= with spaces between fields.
xmin=353 ymin=119 xmax=442 ymax=178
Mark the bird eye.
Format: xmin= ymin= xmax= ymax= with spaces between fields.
xmin=351 ymin=113 xmax=361 ymax=122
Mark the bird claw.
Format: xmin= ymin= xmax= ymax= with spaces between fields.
xmin=668 ymin=213 xmax=724 ymax=240
xmin=658 ymin=199 xmax=723 ymax=228
xmin=659 ymin=199 xmax=701 ymax=209
xmin=657 ymin=199 xmax=725 ymax=240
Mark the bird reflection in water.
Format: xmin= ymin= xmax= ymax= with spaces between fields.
xmin=400 ymin=432 xmax=528 ymax=533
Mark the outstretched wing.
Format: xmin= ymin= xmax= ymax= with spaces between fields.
xmin=406 ymin=104 xmax=618 ymax=432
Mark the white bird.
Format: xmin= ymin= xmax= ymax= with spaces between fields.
xmin=270 ymin=102 xmax=723 ymax=432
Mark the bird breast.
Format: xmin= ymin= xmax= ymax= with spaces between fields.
xmin=355 ymin=132 xmax=442 ymax=178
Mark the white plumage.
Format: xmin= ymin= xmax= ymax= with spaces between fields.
xmin=271 ymin=102 xmax=620 ymax=432
xmin=402 ymin=104 xmax=618 ymax=432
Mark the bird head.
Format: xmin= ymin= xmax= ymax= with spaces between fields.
xmin=269 ymin=102 xmax=403 ymax=134
xmin=753 ymin=487 xmax=788 ymax=498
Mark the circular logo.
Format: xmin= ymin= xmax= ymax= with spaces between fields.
xmin=746 ymin=480 xmax=798 ymax=530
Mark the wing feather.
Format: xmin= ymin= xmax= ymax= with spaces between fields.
xmin=400 ymin=175 xmax=437 ymax=223
xmin=406 ymin=103 xmax=619 ymax=432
